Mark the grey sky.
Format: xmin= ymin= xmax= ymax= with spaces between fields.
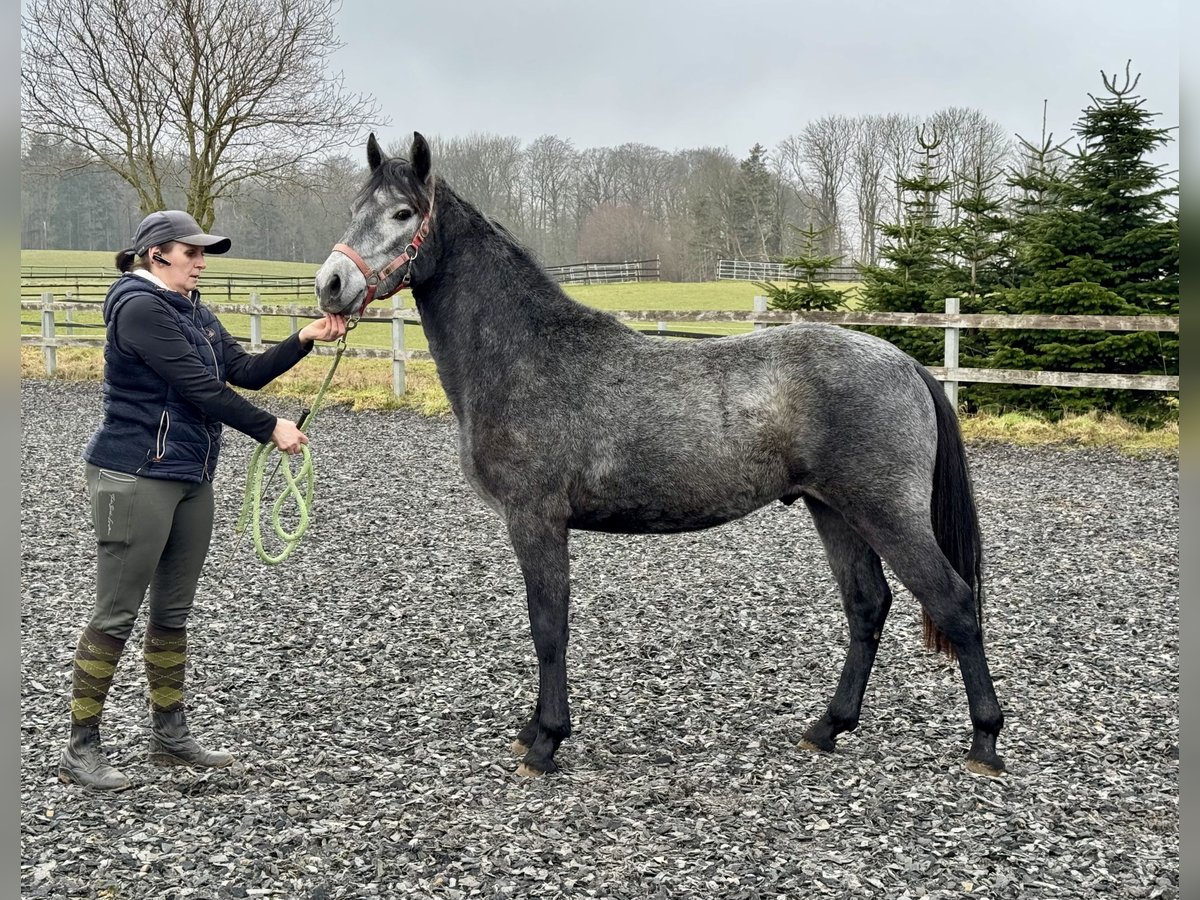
xmin=329 ymin=0 xmax=1179 ymax=170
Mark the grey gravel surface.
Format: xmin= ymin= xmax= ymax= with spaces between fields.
xmin=20 ymin=379 xmax=1178 ymax=899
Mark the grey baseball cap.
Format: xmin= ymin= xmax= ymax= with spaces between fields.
xmin=129 ymin=210 xmax=232 ymax=256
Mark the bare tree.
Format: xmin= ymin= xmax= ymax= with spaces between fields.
xmin=777 ymin=115 xmax=857 ymax=256
xmin=21 ymin=0 xmax=380 ymax=229
xmin=573 ymin=147 xmax=622 ymax=221
xmin=523 ymin=135 xmax=578 ymax=264
xmin=426 ymin=132 xmax=527 ymax=229
xmin=927 ymin=107 xmax=1012 ymax=225
xmin=880 ymin=113 xmax=921 ymax=223
xmin=682 ymin=147 xmax=743 ymax=278
xmin=848 ymin=115 xmax=889 ymax=266
xmin=576 ymin=203 xmax=668 ymax=264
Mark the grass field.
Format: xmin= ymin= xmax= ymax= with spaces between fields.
xmin=19 ymin=250 xmax=1176 ymax=453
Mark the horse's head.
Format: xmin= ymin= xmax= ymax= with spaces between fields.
xmin=315 ymin=132 xmax=435 ymax=317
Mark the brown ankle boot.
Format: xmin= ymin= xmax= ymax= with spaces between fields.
xmin=58 ymin=724 xmax=131 ymax=790
xmin=148 ymin=708 xmax=234 ymax=767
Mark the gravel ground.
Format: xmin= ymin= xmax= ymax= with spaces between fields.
xmin=20 ymin=379 xmax=1178 ymax=900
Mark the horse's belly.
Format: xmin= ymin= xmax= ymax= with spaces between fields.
xmin=568 ymin=484 xmax=778 ymax=534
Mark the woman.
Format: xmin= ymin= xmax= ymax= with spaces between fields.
xmin=59 ymin=209 xmax=347 ymax=790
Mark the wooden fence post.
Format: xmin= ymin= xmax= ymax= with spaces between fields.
xmin=753 ymin=295 xmax=767 ymax=330
xmin=943 ymin=297 xmax=960 ymax=408
xmin=393 ymin=294 xmax=407 ymax=397
xmin=41 ymin=292 xmax=56 ymax=375
xmin=249 ymin=292 xmax=262 ymax=352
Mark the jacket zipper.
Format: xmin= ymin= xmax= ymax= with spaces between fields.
xmin=197 ymin=299 xmax=219 ymax=481
xmin=154 ymin=409 xmax=170 ymax=460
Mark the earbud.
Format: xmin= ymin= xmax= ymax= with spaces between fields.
xmin=152 ymin=252 xmax=170 ymax=266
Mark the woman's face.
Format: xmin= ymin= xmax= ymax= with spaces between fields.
xmin=151 ymin=242 xmax=208 ymax=295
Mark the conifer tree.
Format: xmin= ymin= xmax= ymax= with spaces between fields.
xmin=733 ymin=144 xmax=780 ymax=261
xmin=753 ymin=222 xmax=847 ymax=312
xmin=934 ymin=164 xmax=1018 ymax=406
xmin=987 ymin=63 xmax=1178 ymax=424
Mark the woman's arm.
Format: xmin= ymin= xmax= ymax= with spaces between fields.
xmin=220 ymin=314 xmax=348 ymax=389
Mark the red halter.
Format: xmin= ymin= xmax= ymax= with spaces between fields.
xmin=332 ymin=183 xmax=435 ymax=316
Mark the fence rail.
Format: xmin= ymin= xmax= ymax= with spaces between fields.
xmin=542 ymin=258 xmax=660 ymax=285
xmin=717 ymin=259 xmax=860 ymax=282
xmin=20 ymin=270 xmax=318 ymax=304
xmin=21 ymin=293 xmax=1178 ymax=401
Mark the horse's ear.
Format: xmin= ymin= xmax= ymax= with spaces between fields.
xmin=367 ymin=133 xmax=385 ymax=171
xmin=411 ymin=132 xmax=431 ymax=183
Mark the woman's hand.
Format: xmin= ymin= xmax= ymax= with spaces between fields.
xmin=299 ymin=313 xmax=349 ymax=345
xmin=270 ymin=418 xmax=309 ymax=455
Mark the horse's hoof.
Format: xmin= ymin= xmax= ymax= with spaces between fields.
xmin=511 ymin=740 xmax=530 ymax=756
xmin=966 ymin=757 xmax=1006 ymax=777
xmin=516 ymin=762 xmax=544 ymax=778
xmin=799 ymin=736 xmax=835 ymax=754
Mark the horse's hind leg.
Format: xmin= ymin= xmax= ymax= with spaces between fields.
xmin=800 ymin=496 xmax=894 ymax=754
xmin=505 ymin=512 xmax=572 ymax=776
xmin=858 ymin=511 xmax=1005 ymax=776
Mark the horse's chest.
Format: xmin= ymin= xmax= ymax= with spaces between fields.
xmin=458 ymin=449 xmax=504 ymax=513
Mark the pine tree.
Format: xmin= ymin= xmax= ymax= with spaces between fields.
xmin=857 ymin=125 xmax=955 ymax=365
xmin=753 ymin=222 xmax=847 ymax=312
xmin=733 ymin=144 xmax=779 ymax=261
xmin=944 ymin=165 xmax=1014 ymax=306
xmin=985 ymin=63 xmax=1178 ymax=424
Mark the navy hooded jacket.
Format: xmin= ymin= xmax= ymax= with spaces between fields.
xmin=82 ymin=273 xmax=313 ymax=482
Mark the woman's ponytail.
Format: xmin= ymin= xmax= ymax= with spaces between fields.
xmin=115 ymin=249 xmax=137 ymax=272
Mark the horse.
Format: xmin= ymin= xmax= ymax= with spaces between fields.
xmin=314 ymin=132 xmax=1006 ymax=779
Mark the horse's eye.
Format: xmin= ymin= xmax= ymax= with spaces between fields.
xmin=394 ymin=209 xmax=413 ymax=222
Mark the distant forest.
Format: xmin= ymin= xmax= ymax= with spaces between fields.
xmin=22 ymin=107 xmax=1021 ymax=281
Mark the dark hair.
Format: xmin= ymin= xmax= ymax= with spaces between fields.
xmin=115 ymin=241 xmax=176 ymax=273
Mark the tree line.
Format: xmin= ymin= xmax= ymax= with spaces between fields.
xmin=20 ymin=106 xmax=1013 ymax=278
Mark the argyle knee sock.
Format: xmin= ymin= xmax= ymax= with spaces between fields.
xmin=144 ymin=623 xmax=187 ymax=713
xmin=70 ymin=625 xmax=127 ymax=726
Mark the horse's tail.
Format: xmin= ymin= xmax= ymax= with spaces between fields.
xmin=914 ymin=362 xmax=983 ymax=659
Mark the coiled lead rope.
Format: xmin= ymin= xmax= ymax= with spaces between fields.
xmin=234 ymin=331 xmax=351 ymax=564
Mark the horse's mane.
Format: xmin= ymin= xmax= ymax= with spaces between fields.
xmin=481 ymin=214 xmax=549 ymax=275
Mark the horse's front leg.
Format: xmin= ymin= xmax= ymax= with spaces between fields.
xmin=506 ymin=512 xmax=571 ymax=776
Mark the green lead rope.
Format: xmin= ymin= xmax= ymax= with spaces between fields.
xmin=236 ymin=334 xmax=349 ymax=564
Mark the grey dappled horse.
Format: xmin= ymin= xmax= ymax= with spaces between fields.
xmin=314 ymin=133 xmax=1006 ymax=779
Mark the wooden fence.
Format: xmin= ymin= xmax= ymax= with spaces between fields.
xmin=21 ymin=267 xmax=316 ymax=305
xmin=20 ymin=293 xmax=1179 ymax=402
xmin=717 ymin=259 xmax=860 ymax=283
xmin=542 ymin=258 xmax=660 ymax=285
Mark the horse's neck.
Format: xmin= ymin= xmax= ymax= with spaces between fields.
xmin=415 ymin=201 xmax=624 ymax=413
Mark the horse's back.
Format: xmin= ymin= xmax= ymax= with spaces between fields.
xmin=537 ymin=323 xmax=941 ymax=532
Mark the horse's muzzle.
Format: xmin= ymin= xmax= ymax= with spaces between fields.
xmin=314 ymin=253 xmax=366 ymax=315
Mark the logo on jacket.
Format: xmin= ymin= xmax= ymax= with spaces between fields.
xmin=206 ymin=327 xmax=216 ymax=339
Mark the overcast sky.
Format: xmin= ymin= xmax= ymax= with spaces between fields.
xmin=328 ymin=0 xmax=1179 ymax=172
